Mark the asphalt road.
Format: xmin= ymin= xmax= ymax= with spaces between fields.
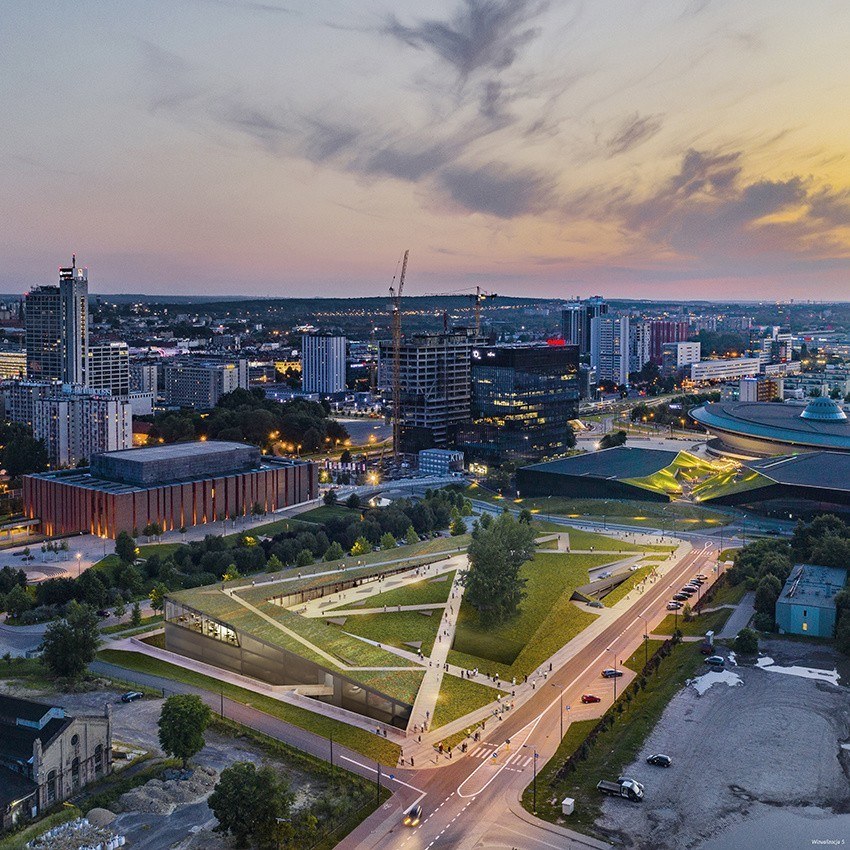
xmin=335 ymin=540 xmax=723 ymax=850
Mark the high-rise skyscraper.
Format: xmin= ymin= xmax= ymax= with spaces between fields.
xmin=590 ymin=315 xmax=630 ymax=385
xmin=301 ymin=334 xmax=346 ymax=394
xmin=649 ymin=320 xmax=690 ymax=364
xmin=25 ymin=256 xmax=89 ymax=384
xmin=561 ymin=296 xmax=608 ymax=354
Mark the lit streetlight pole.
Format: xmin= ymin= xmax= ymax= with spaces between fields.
xmin=76 ymin=552 xmax=82 ymax=577
xmin=522 ymin=744 xmax=539 ymax=814
xmin=637 ymin=614 xmax=649 ymax=668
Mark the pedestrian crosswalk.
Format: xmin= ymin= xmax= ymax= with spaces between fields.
xmin=467 ymin=746 xmax=533 ymax=767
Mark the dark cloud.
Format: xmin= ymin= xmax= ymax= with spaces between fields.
xmin=607 ymin=113 xmax=663 ymax=156
xmin=437 ymin=162 xmax=557 ymax=217
xmin=213 ymin=101 xmax=289 ymax=152
xmin=668 ymin=148 xmax=741 ymax=196
xmin=362 ymin=142 xmax=460 ymax=181
xmin=383 ymin=0 xmax=548 ymax=82
xmin=302 ymin=120 xmax=360 ymax=162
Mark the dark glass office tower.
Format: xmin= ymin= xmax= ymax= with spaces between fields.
xmin=456 ymin=342 xmax=580 ymax=465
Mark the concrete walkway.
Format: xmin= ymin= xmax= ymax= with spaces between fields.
xmin=717 ymin=591 xmax=755 ymax=639
xmin=407 ymin=566 xmax=467 ymax=735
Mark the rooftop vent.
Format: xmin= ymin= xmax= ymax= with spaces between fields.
xmin=799 ymin=397 xmax=848 ymax=422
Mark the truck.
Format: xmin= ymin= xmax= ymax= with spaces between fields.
xmin=597 ymin=778 xmax=644 ymax=802
xmin=700 ymin=630 xmax=715 ymax=655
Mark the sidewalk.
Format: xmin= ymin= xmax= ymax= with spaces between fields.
xmin=717 ymin=591 xmax=755 ymax=639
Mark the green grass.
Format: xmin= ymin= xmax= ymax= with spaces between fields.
xmin=92 ymin=553 xmax=121 ymax=571
xmin=529 ymin=642 xmax=706 ymax=831
xmin=232 ymin=516 xmax=315 ymax=538
xmin=706 ymin=580 xmax=748 ymax=607
xmin=622 ymin=639 xmax=665 ymax=673
xmin=520 ymin=719 xmax=596 ymax=818
xmin=532 ymin=522 xmax=668 ymax=553
xmin=336 ymin=610 xmax=442 ymax=657
xmin=718 ymin=548 xmax=739 ymax=563
xmin=96 ymin=649 xmax=401 ymax=764
xmin=331 ymin=571 xmax=456 ymax=611
xmin=449 ymin=552 xmax=611 ymax=678
xmin=652 ymin=607 xmax=732 ymax=637
xmin=137 ymin=542 xmax=186 ymax=559
xmin=296 ymin=505 xmax=362 ymax=524
xmin=602 ymin=565 xmax=654 ymax=608
xmin=101 ymin=614 xmax=163 ymax=634
xmin=432 ymin=674 xmax=503 ymax=729
xmin=0 ymin=805 xmax=81 ymax=850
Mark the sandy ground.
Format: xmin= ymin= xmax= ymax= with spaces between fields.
xmin=596 ymin=639 xmax=850 ymax=849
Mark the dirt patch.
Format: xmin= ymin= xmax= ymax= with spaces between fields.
xmin=595 ymin=639 xmax=850 ymax=849
xmin=117 ymin=766 xmax=218 ymax=815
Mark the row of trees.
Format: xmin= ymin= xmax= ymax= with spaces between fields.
xmin=145 ymin=389 xmax=349 ymax=453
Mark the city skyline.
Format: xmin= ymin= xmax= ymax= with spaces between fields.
xmin=3 ymin=1 xmax=850 ymax=300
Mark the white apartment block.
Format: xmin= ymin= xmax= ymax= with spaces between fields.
xmin=162 ymin=357 xmax=248 ymax=409
xmin=5 ymin=379 xmax=63 ymax=429
xmin=130 ymin=361 xmax=159 ymax=397
xmin=302 ymin=335 xmax=346 ymax=394
xmin=662 ymin=341 xmax=701 ymax=375
xmin=34 ymin=391 xmax=132 ymax=467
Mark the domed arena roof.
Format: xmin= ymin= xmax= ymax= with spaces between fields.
xmin=799 ymin=397 xmax=848 ymax=422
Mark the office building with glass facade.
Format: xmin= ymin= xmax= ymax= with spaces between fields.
xmin=455 ymin=342 xmax=580 ymax=465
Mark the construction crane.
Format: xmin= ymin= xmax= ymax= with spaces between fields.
xmin=421 ymin=285 xmax=497 ymax=335
xmin=389 ymin=250 xmax=409 ymax=464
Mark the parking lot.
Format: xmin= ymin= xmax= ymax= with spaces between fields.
xmin=596 ymin=638 xmax=850 ymax=849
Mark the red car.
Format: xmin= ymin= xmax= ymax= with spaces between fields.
xmin=581 ymin=694 xmax=602 ymax=704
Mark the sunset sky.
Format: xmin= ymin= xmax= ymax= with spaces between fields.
xmin=3 ymin=1 xmax=850 ymax=300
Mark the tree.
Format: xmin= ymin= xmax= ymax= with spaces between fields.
xmin=149 ymin=582 xmax=169 ymax=613
xmin=4 ymin=584 xmax=32 ymax=619
xmin=682 ymin=602 xmax=693 ymax=622
xmin=734 ymin=628 xmax=759 ymax=655
xmin=350 ymin=536 xmax=371 ymax=556
xmin=324 ymin=541 xmax=344 ymax=561
xmin=76 ymin=570 xmax=108 ymax=607
xmin=158 ymin=694 xmax=211 ymax=769
xmin=754 ymin=574 xmax=782 ymax=618
xmin=340 ymin=449 xmax=352 ymax=464
xmin=115 ymin=531 xmax=136 ymax=564
xmin=461 ymin=513 xmax=535 ymax=625
xmin=296 ymin=549 xmax=314 ymax=567
xmin=130 ymin=601 xmax=143 ymax=627
xmin=380 ymin=532 xmax=396 ymax=550
xmin=222 ymin=563 xmax=241 ymax=582
xmin=346 ymin=492 xmax=361 ymax=510
xmin=1 ymin=433 xmax=49 ymax=479
xmin=518 ymin=508 xmax=533 ymax=524
xmin=323 ymin=489 xmax=338 ymax=506
xmin=40 ymin=602 xmax=100 ymax=682
xmin=836 ymin=611 xmax=850 ymax=655
xmin=112 ymin=601 xmax=126 ymax=619
xmin=461 ymin=499 xmax=474 ymax=516
xmin=405 ymin=525 xmax=420 ymax=546
xmin=266 ymin=554 xmax=283 ymax=571
xmin=599 ymin=430 xmax=627 ymax=449
xmin=450 ymin=516 xmax=466 ymax=536
xmin=209 ymin=761 xmax=294 ymax=849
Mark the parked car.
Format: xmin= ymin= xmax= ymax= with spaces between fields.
xmin=586 ymin=599 xmax=604 ymax=608
xmin=696 ymin=574 xmax=708 ymax=580
xmin=667 ymin=601 xmax=683 ymax=610
xmin=690 ymin=577 xmax=705 ymax=584
xmin=646 ymin=753 xmax=672 ymax=767
xmin=120 ymin=691 xmax=144 ymax=703
xmin=705 ymin=655 xmax=725 ymax=667
xmin=581 ymin=694 xmax=602 ymax=704
xmin=672 ymin=593 xmax=689 ymax=601
xmin=403 ymin=804 xmax=422 ymax=827
xmin=602 ymin=668 xmax=623 ymax=678
xmin=680 ymin=587 xmax=697 ymax=595
xmin=96 ymin=609 xmax=111 ymax=618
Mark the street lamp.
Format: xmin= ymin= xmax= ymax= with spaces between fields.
xmin=551 ymin=682 xmax=565 ymax=740
xmin=522 ymin=744 xmax=539 ymax=814
xmin=637 ymin=614 xmax=649 ymax=668
xmin=76 ymin=552 xmax=82 ymax=577
xmin=606 ymin=648 xmax=619 ymax=702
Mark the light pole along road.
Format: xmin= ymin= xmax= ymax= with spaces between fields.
xmin=338 ymin=539 xmax=720 ymax=850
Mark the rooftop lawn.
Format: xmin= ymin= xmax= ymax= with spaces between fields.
xmin=692 ymin=467 xmax=771 ymax=501
xmin=331 ymin=571 xmax=457 ymax=612
xmin=448 ymin=552 xmax=613 ymax=679
xmin=336 ymin=610 xmax=442 ymax=657
xmin=432 ymin=674 xmax=504 ymax=729
xmin=531 ymin=521 xmax=670 ymax=553
xmin=96 ymin=649 xmax=401 ymax=764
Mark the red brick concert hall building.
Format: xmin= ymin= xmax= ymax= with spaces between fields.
xmin=23 ymin=441 xmax=317 ymax=539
